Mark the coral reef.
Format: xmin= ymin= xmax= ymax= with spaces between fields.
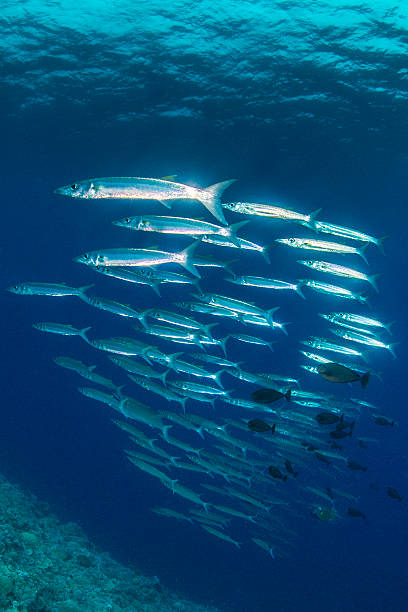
xmin=0 ymin=475 xmax=220 ymax=611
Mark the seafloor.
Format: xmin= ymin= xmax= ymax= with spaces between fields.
xmin=0 ymin=474 xmax=220 ymax=612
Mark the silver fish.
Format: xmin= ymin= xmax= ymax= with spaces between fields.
xmin=74 ymin=241 xmax=201 ymax=277
xmin=8 ymin=282 xmax=93 ymax=297
xmin=113 ymin=215 xmax=248 ymax=246
xmin=223 ymin=201 xmax=321 ymax=229
xmin=297 ymin=279 xmax=368 ymax=303
xmin=297 ymin=260 xmax=380 ymax=292
xmin=276 ymin=238 xmax=368 ymax=263
xmin=55 ymin=176 xmax=236 ymax=224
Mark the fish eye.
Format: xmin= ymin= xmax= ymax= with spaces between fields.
xmin=84 ymin=253 xmax=89 ymax=259
xmin=289 ymin=238 xmax=295 ymax=244
xmin=126 ymin=218 xmax=131 ymax=223
xmin=70 ymin=184 xmax=78 ymax=190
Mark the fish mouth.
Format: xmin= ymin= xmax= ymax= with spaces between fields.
xmin=54 ymin=186 xmax=67 ymax=196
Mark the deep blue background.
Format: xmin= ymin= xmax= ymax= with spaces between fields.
xmin=2 ymin=4 xmax=408 ymax=610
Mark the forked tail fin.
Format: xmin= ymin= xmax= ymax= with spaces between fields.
xmin=201 ymin=179 xmax=237 ymax=225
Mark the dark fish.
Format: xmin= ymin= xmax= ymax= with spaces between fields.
xmin=330 ymin=429 xmax=352 ymax=439
xmin=386 ymin=487 xmax=403 ymax=502
xmin=316 ymin=411 xmax=340 ymax=425
xmin=326 ymin=487 xmax=334 ymax=499
xmin=369 ymin=482 xmax=380 ymax=491
xmin=268 ymin=466 xmax=287 ymax=481
xmin=336 ymin=417 xmax=355 ymax=432
xmin=314 ymin=452 xmax=331 ymax=465
xmin=247 ymin=419 xmax=276 ymax=433
xmin=284 ymin=460 xmax=298 ymax=477
xmin=317 ymin=362 xmax=370 ymax=387
xmin=358 ymin=439 xmax=368 ymax=449
xmin=374 ymin=415 xmax=394 ymax=427
xmin=302 ymin=441 xmax=318 ymax=452
xmin=252 ymin=388 xmax=291 ymax=404
xmin=347 ymin=507 xmax=366 ymax=519
xmin=347 ymin=460 xmax=367 ymax=472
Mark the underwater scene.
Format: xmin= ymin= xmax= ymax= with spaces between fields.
xmin=2 ymin=1 xmax=407 ymax=611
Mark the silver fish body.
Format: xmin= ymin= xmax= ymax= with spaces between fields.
xmin=74 ymin=241 xmax=201 ymax=277
xmin=55 ymin=176 xmax=236 ymax=224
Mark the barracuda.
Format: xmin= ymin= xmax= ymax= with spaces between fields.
xmin=226 ymin=274 xmax=305 ymax=298
xmin=33 ymin=322 xmax=91 ymax=340
xmin=303 ymin=219 xmax=388 ymax=253
xmin=55 ymin=176 xmax=236 ymax=224
xmin=319 ymin=315 xmax=378 ymax=336
xmin=74 ymin=241 xmax=201 ymax=277
xmin=195 ymin=292 xmax=279 ymax=324
xmin=329 ymin=328 xmax=397 ymax=358
xmin=199 ymin=234 xmax=271 ymax=262
xmin=298 ymin=260 xmax=380 ymax=292
xmin=297 ymin=279 xmax=368 ymax=303
xmin=326 ymin=312 xmax=393 ymax=335
xmin=223 ymin=201 xmax=321 ymax=229
xmin=80 ymin=294 xmax=145 ymax=319
xmin=54 ymin=356 xmax=117 ymax=390
xmin=7 ymin=282 xmax=93 ymax=297
xmin=276 ymin=238 xmax=368 ymax=262
xmin=90 ymin=266 xmax=162 ymax=296
xmin=301 ymin=337 xmax=368 ymax=360
xmin=113 ymin=215 xmax=248 ymax=246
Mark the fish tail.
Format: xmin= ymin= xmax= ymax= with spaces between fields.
xmin=368 ymin=273 xmax=381 ymax=293
xmin=267 ymin=341 xmax=276 ymax=353
xmin=376 ymin=235 xmax=389 ymax=255
xmin=360 ymin=371 xmax=370 ymax=388
xmin=384 ymin=320 xmax=395 ymax=335
xmin=218 ymin=336 xmax=229 ymax=357
xmin=265 ymin=306 xmax=280 ymax=326
xmin=180 ymin=240 xmax=201 ymax=278
xmin=201 ymin=179 xmax=236 ymax=224
xmin=358 ymin=243 xmax=369 ymax=264
xmin=307 ymin=207 xmax=322 ymax=230
xmin=214 ymin=369 xmax=225 ymax=388
xmin=295 ymin=284 xmax=306 ymax=299
xmin=259 ymin=244 xmax=271 ymax=264
xmin=180 ymin=397 xmax=187 ymax=415
xmin=197 ymin=427 xmax=205 ymax=440
xmin=151 ymin=282 xmax=162 ymax=297
xmin=387 ymin=342 xmax=398 ymax=359
xmin=203 ymin=322 xmax=218 ymax=339
xmin=162 ymin=425 xmax=172 ymax=442
xmin=138 ymin=311 xmax=149 ymax=328
xmin=159 ymin=369 xmax=170 ymax=386
xmin=78 ymin=283 xmax=94 ymax=296
xmin=228 ymin=220 xmax=250 ymax=245
xmin=79 ymin=326 xmax=92 ymax=342
xmin=279 ymin=322 xmax=290 ymax=336
xmin=271 ymin=423 xmax=276 ymax=434
xmin=285 ymin=389 xmax=292 ymax=402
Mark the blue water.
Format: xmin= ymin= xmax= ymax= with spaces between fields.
xmin=3 ymin=2 xmax=408 ymax=611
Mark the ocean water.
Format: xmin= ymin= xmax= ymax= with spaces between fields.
xmin=2 ymin=2 xmax=407 ymax=611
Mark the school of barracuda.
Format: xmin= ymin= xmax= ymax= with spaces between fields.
xmin=9 ymin=174 xmax=401 ymax=559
